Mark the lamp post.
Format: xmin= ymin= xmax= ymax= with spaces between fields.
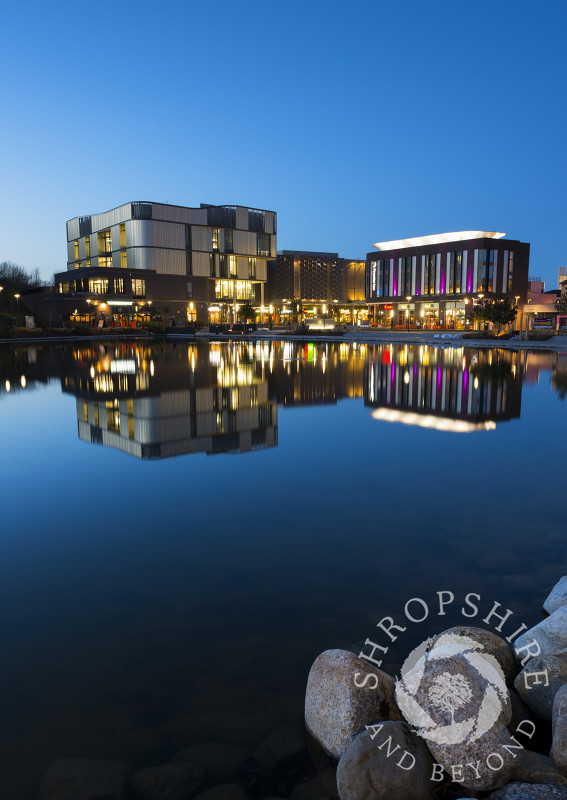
xmin=0 ymin=286 xmax=3 ymax=314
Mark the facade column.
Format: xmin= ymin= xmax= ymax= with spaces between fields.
xmin=260 ymin=281 xmax=264 ymax=324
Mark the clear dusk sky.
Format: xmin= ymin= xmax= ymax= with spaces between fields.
xmin=2 ymin=0 xmax=566 ymax=286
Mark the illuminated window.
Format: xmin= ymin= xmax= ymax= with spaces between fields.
xmin=88 ymin=279 xmax=109 ymax=294
xmin=132 ymin=278 xmax=145 ymax=297
xmin=212 ymin=228 xmax=220 ymax=251
xmin=98 ymin=229 xmax=112 ymax=255
xmin=257 ymin=233 xmax=270 ymax=257
xmin=219 ymin=254 xmax=227 ymax=278
xmin=120 ymin=250 xmax=127 ymax=268
xmin=114 ymin=278 xmax=124 ymax=294
xmin=248 ymin=257 xmax=256 ymax=278
xmin=507 ymin=251 xmax=514 ymax=292
xmin=83 ymin=401 xmax=88 ymax=422
xmin=209 ymin=253 xmax=215 ymax=277
xmin=229 ymin=255 xmax=237 ymax=276
xmin=86 ymin=259 xmax=91 ymax=269
xmin=119 ymin=224 xmax=126 ymax=248
xmin=99 ymin=256 xmax=112 ymax=268
xmin=94 ymin=402 xmax=99 ymax=427
xmin=85 ymin=237 xmax=90 ymax=258
xmin=74 ymin=240 xmax=79 ymax=262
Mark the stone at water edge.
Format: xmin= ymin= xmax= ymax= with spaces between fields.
xmin=545 ymin=577 xmax=567 ymax=616
xmin=395 ymin=632 xmax=514 ymax=791
xmin=171 ymin=742 xmax=249 ymax=781
xmin=514 ymin=607 xmax=567 ymax=664
xmin=336 ymin=722 xmax=435 ymax=800
xmin=194 ymin=785 xmax=248 ymax=800
xmin=514 ymin=655 xmax=567 ymax=723
xmin=431 ymin=626 xmax=516 ymax=684
xmin=552 ymin=683 xmax=567 ymax=771
xmin=252 ymin=721 xmax=305 ymax=770
xmin=490 ymin=783 xmax=567 ymax=799
xmin=305 ymin=648 xmax=403 ymax=760
xmin=38 ymin=758 xmax=130 ymax=800
xmin=130 ymin=763 xmax=205 ymax=800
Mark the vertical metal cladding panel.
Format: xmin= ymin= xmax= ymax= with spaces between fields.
xmin=152 ymin=204 xmax=205 ymax=225
xmin=237 ymin=256 xmax=248 ymax=280
xmin=236 ymin=207 xmax=247 ymax=230
xmin=435 ymin=254 xmax=441 ymax=294
xmin=265 ymin=213 xmax=274 ymax=235
xmin=234 ymin=230 xmax=256 ymax=256
xmin=112 ymin=251 xmax=121 ymax=269
xmin=150 ymin=220 xmax=185 ymax=249
xmin=473 ymin=250 xmax=479 ymax=291
xmin=389 ymin=259 xmax=394 ymax=296
xmin=445 ymin=253 xmax=451 ymax=295
xmin=462 ymin=251 xmax=468 ymax=292
xmin=421 ymin=256 xmax=425 ymax=294
xmin=67 ymin=242 xmax=75 ymax=265
xmin=502 ymin=251 xmax=509 ymax=293
xmin=493 ymin=250 xmax=498 ymax=292
xmin=397 ymin=259 xmax=402 ymax=297
xmin=270 ymin=235 xmax=277 ymax=259
xmin=256 ymin=259 xmax=267 ymax=282
xmin=128 ymin=248 xmax=152 ymax=270
xmin=411 ymin=256 xmax=417 ymax=295
xmin=128 ymin=219 xmax=153 ymax=248
xmin=191 ymin=226 xmax=211 ymax=252
xmin=111 ymin=226 xmax=121 ymax=252
xmin=154 ymin=249 xmax=185 ymax=275
xmin=192 ymin=252 xmax=209 ymax=277
xmin=67 ymin=219 xmax=80 ymax=241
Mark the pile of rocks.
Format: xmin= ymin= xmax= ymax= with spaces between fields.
xmin=304 ymin=577 xmax=567 ymax=800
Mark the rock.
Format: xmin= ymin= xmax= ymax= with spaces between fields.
xmin=131 ymin=763 xmax=205 ymax=800
xmin=252 ymin=722 xmax=305 ymax=770
xmin=305 ymin=648 xmax=403 ymax=760
xmin=194 ymin=785 xmax=247 ymax=800
xmin=38 ymin=758 xmax=130 ymax=800
xmin=515 ymin=608 xmax=567 ymax=663
xmin=290 ymin=774 xmax=333 ymax=799
xmin=336 ymin=721 xmax=435 ymax=800
xmin=490 ymin=783 xmax=567 ymax=798
xmin=515 ymin=656 xmax=567 ymax=722
xmin=395 ymin=631 xmax=514 ymax=791
xmin=545 ymin=578 xmax=567 ymax=616
xmin=511 ymin=750 xmax=567 ymax=786
xmin=507 ymin=689 xmax=533 ymax=735
xmin=107 ymin=728 xmax=169 ymax=765
xmin=552 ymin=683 xmax=567 ymax=771
xmin=433 ymin=627 xmax=516 ymax=684
xmin=172 ymin=742 xmax=248 ymax=781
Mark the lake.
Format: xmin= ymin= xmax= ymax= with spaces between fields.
xmin=0 ymin=338 xmax=565 ymax=799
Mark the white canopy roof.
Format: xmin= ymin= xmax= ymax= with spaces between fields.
xmin=372 ymin=231 xmax=505 ymax=251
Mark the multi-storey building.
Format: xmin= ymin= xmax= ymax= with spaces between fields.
xmin=267 ymin=251 xmax=366 ymax=323
xmin=365 ymin=231 xmax=530 ymax=329
xmin=54 ymin=201 xmax=277 ymax=326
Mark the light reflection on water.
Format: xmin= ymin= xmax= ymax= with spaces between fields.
xmin=0 ymin=339 xmax=566 ymax=798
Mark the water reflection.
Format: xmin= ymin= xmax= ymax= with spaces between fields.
xmin=364 ymin=344 xmax=522 ymax=431
xmin=1 ymin=340 xmax=566 ymax=450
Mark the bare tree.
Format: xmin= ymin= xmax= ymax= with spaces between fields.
xmin=429 ymin=672 xmax=472 ymax=724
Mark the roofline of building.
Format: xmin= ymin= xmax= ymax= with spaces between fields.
xmin=67 ymin=200 xmax=276 ymax=225
xmin=371 ymin=231 xmax=506 ymax=251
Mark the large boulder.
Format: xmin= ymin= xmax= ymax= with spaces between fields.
xmin=490 ymin=784 xmax=567 ymax=799
xmin=130 ymin=763 xmax=205 ymax=800
xmin=545 ymin=578 xmax=567 ymax=616
xmin=305 ymin=649 xmax=403 ymax=759
xmin=515 ymin=656 xmax=567 ymax=722
xmin=395 ymin=631 xmax=515 ymax=791
xmin=432 ymin=627 xmax=516 ymax=684
xmin=552 ymin=683 xmax=567 ymax=772
xmin=514 ymin=608 xmax=567 ymax=663
xmin=336 ymin=722 xmax=435 ymax=800
xmin=38 ymin=759 xmax=130 ymax=800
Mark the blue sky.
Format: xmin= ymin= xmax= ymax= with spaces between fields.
xmin=2 ymin=0 xmax=566 ymax=286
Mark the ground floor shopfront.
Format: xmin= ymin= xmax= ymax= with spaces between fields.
xmin=370 ymin=300 xmax=470 ymax=330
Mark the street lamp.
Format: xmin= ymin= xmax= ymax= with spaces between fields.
xmin=406 ymin=296 xmax=412 ymax=333
xmin=0 ymin=286 xmax=3 ymax=314
xmin=13 ymin=293 xmax=21 ymax=326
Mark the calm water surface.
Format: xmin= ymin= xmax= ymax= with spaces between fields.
xmin=0 ymin=338 xmax=566 ymax=798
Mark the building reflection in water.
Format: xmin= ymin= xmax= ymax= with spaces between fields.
xmin=364 ymin=344 xmax=523 ymax=432
xmin=62 ymin=341 xmax=278 ymax=459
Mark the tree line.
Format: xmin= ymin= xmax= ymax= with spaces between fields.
xmin=0 ymin=261 xmax=47 ymax=295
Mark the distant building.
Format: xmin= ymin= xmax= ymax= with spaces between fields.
xmin=365 ymin=231 xmax=530 ymax=329
xmin=527 ymin=276 xmax=558 ymax=305
xmin=559 ymin=267 xmax=567 ymax=294
xmin=52 ymin=201 xmax=277 ymax=326
xmin=267 ymin=251 xmax=366 ymax=324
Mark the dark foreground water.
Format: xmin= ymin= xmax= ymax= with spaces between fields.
xmin=0 ymin=339 xmax=566 ymax=798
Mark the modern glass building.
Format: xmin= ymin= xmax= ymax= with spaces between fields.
xmin=54 ymin=201 xmax=277 ymax=326
xmin=365 ymin=232 xmax=530 ymax=329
